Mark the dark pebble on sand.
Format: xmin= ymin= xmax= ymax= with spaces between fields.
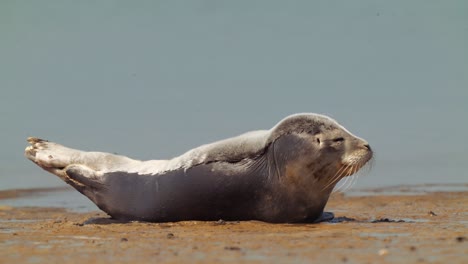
xmin=428 ymin=211 xmax=437 ymax=216
xmin=167 ymin=233 xmax=175 ymax=239
xmin=409 ymin=246 xmax=417 ymax=251
xmin=372 ymin=218 xmax=406 ymax=223
xmin=224 ymin=246 xmax=241 ymax=251
xmin=120 ymin=238 xmax=128 ymax=242
xmin=455 ymin=236 xmax=466 ymax=242
xmin=372 ymin=218 xmax=390 ymax=223
xmin=329 ymin=216 xmax=355 ymax=223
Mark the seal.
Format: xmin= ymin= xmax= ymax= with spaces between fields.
xmin=25 ymin=113 xmax=372 ymax=223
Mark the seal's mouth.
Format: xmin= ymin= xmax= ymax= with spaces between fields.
xmin=321 ymin=149 xmax=373 ymax=191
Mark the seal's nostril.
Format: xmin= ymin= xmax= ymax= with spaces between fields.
xmin=364 ymin=144 xmax=371 ymax=151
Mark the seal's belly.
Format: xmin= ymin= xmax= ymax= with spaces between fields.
xmin=99 ymin=161 xmax=265 ymax=221
xmin=97 ymin=161 xmax=329 ymax=223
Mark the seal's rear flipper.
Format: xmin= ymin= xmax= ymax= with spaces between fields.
xmin=25 ymin=137 xmax=106 ymax=195
xmin=25 ymin=137 xmax=77 ymax=170
xmin=25 ymin=137 xmax=77 ymax=186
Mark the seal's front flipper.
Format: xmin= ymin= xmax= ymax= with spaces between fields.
xmin=314 ymin=212 xmax=335 ymax=223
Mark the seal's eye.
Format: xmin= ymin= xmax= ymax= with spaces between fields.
xmin=333 ymin=137 xmax=344 ymax=142
xmin=316 ymin=138 xmax=321 ymax=144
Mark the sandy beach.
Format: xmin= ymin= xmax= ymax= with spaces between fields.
xmin=0 ymin=186 xmax=467 ymax=264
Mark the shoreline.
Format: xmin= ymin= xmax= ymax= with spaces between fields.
xmin=0 ymin=185 xmax=467 ymax=263
xmin=0 ymin=186 xmax=71 ymax=200
xmin=1 ymin=183 xmax=467 ymax=210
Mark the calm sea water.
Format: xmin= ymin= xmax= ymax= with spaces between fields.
xmin=1 ymin=0 xmax=467 ymax=203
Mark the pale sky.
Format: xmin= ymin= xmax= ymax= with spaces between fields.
xmin=1 ymin=0 xmax=467 ymax=190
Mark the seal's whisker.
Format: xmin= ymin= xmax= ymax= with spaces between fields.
xmin=349 ymin=168 xmax=363 ymax=191
xmin=333 ymin=164 xmax=357 ymax=193
xmin=272 ymin=142 xmax=282 ymax=181
xmin=323 ymin=165 xmax=346 ymax=191
xmin=324 ymin=165 xmax=344 ymax=190
xmin=323 ymin=164 xmax=349 ymax=191
xmin=342 ymin=174 xmax=358 ymax=192
xmin=332 ymin=177 xmax=346 ymax=193
xmin=333 ymin=174 xmax=351 ymax=193
xmin=358 ymin=158 xmax=374 ymax=177
xmin=335 ymin=164 xmax=359 ymax=193
xmin=337 ymin=165 xmax=351 ymax=186
xmin=340 ymin=175 xmax=352 ymax=192
xmin=343 ymin=164 xmax=366 ymax=192
xmin=336 ymin=175 xmax=353 ymax=193
xmin=348 ymin=164 xmax=357 ymax=175
xmin=345 ymin=164 xmax=360 ymax=190
xmin=343 ymin=170 xmax=357 ymax=191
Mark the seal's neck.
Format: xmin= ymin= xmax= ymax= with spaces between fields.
xmin=252 ymin=147 xmax=333 ymax=223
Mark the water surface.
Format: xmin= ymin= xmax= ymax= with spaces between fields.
xmin=1 ymin=1 xmax=467 ymax=195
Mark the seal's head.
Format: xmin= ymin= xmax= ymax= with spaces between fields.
xmin=267 ymin=113 xmax=373 ymax=191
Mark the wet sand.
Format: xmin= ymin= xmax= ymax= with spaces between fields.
xmin=0 ymin=187 xmax=467 ymax=263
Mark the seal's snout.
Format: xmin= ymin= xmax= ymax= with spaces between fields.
xmin=341 ymin=139 xmax=373 ymax=171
